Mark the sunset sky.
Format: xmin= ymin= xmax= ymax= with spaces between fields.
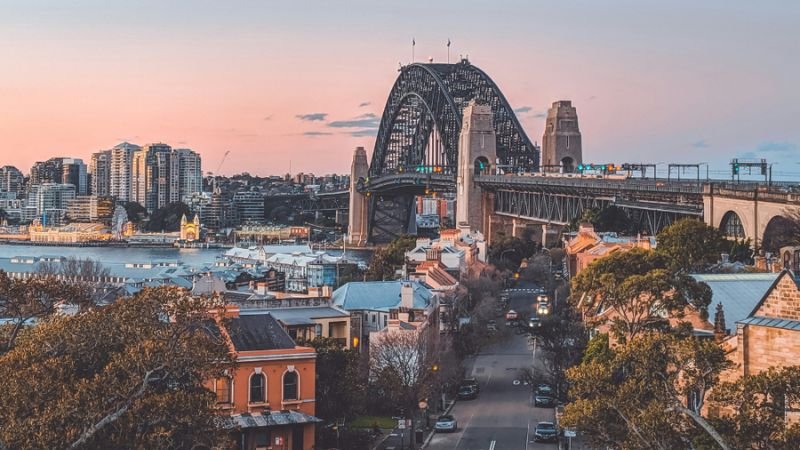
xmin=1 ymin=1 xmax=798 ymax=178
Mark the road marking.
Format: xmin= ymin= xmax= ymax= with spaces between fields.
xmin=489 ymin=439 xmax=496 ymax=450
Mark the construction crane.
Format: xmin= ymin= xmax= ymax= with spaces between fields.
xmin=209 ymin=150 xmax=230 ymax=193
xmin=216 ymin=150 xmax=231 ymax=175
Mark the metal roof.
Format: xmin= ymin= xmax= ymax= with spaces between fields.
xmin=691 ymin=273 xmax=779 ymax=325
xmin=224 ymin=313 xmax=297 ymax=351
xmin=739 ymin=316 xmax=800 ymax=331
xmin=331 ymin=280 xmax=433 ymax=312
xmin=221 ymin=410 xmax=322 ymax=430
xmin=243 ymin=306 xmax=349 ymax=326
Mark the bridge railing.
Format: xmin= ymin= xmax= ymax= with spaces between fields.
xmin=475 ymin=174 xmax=704 ymax=194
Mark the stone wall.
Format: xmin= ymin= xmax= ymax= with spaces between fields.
xmin=755 ymin=274 xmax=800 ymax=320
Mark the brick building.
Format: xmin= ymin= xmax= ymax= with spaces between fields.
xmin=210 ymin=308 xmax=320 ymax=450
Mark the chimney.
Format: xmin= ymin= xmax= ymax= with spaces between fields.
xmin=401 ymin=282 xmax=414 ymax=309
xmin=754 ymin=255 xmax=767 ymax=272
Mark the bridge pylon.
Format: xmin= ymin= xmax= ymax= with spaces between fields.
xmin=347 ymin=147 xmax=369 ymax=246
xmin=456 ymin=100 xmax=497 ymax=235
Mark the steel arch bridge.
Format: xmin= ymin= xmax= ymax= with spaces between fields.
xmin=369 ymin=60 xmax=539 ymax=177
xmin=365 ymin=60 xmax=538 ymax=242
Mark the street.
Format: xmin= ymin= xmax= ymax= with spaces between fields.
xmin=427 ymin=282 xmax=557 ymax=450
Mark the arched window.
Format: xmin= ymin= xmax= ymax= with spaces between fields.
xmin=249 ymin=372 xmax=266 ymax=403
xmin=216 ymin=376 xmax=232 ymax=404
xmin=283 ymin=371 xmax=299 ymax=401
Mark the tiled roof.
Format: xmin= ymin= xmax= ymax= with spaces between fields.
xmin=225 ymin=313 xmax=296 ymax=351
xmin=691 ymin=273 xmax=779 ymax=325
xmin=331 ymin=280 xmax=433 ymax=312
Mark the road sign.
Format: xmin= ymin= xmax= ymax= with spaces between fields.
xmin=398 ymin=419 xmax=406 ymax=429
xmin=564 ymin=429 xmax=577 ymax=438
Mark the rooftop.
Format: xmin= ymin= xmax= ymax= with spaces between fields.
xmin=691 ymin=272 xmax=779 ymax=325
xmin=224 ymin=313 xmax=297 ymax=351
xmin=331 ymin=280 xmax=433 ymax=312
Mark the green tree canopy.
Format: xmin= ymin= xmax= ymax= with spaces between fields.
xmin=656 ymin=218 xmax=727 ymax=273
xmin=0 ymin=271 xmax=92 ymax=354
xmin=365 ymin=234 xmax=417 ymax=281
xmin=122 ymin=201 xmax=148 ymax=224
xmin=302 ymin=337 xmax=366 ymax=422
xmin=0 ymin=287 xmax=234 ymax=449
xmin=571 ymin=248 xmax=712 ymax=342
xmin=563 ymin=332 xmax=732 ymax=450
xmin=147 ymin=202 xmax=192 ymax=232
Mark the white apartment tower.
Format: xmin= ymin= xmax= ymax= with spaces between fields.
xmin=110 ymin=142 xmax=139 ymax=202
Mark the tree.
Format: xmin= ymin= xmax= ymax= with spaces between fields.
xmin=0 ymin=287 xmax=234 ymax=449
xmin=365 ymin=235 xmax=417 ymax=281
xmin=122 ymin=201 xmax=148 ymax=224
xmin=0 ymin=271 xmax=92 ymax=354
xmin=369 ymin=326 xmax=441 ymax=436
xmin=569 ymin=206 xmax=635 ymax=234
xmin=147 ymin=202 xmax=192 ymax=232
xmin=303 ymin=337 xmax=366 ymax=423
xmin=487 ymin=234 xmax=540 ymax=271
xmin=571 ymin=248 xmax=712 ymax=342
xmin=562 ymin=332 xmax=733 ymax=450
xmin=36 ymin=257 xmax=111 ymax=301
xmin=656 ymin=219 xmax=727 ymax=273
xmin=708 ymin=366 xmax=800 ymax=449
xmin=532 ymin=308 xmax=588 ymax=399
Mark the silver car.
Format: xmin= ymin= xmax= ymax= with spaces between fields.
xmin=434 ymin=415 xmax=458 ymax=432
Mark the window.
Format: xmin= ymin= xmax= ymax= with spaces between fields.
xmin=249 ymin=373 xmax=266 ymax=403
xmin=372 ymin=314 xmax=376 ymax=323
xmin=283 ymin=371 xmax=299 ymax=401
xmin=216 ymin=376 xmax=232 ymax=404
xmin=254 ymin=430 xmax=270 ymax=448
xmin=384 ymin=316 xmax=387 ymax=327
xmin=315 ymin=324 xmax=322 ymax=337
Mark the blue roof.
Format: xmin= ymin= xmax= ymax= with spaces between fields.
xmin=331 ymin=280 xmax=433 ymax=312
xmin=691 ymin=273 xmax=779 ymax=325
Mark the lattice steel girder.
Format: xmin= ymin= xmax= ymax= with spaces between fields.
xmin=369 ymin=61 xmax=539 ymax=178
xmin=368 ymin=194 xmax=416 ymax=244
xmin=493 ymin=189 xmax=612 ymax=224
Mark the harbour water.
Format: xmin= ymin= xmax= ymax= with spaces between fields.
xmin=0 ymin=244 xmax=374 ymax=267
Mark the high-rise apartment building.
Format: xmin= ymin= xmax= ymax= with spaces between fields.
xmin=61 ymin=158 xmax=88 ymax=195
xmin=30 ymin=157 xmax=87 ymax=195
xmin=131 ymin=144 xmax=201 ymax=212
xmin=110 ymin=142 xmax=139 ymax=202
xmin=90 ymin=150 xmax=112 ymax=197
xmin=174 ymin=148 xmax=202 ymax=200
xmin=132 ymin=143 xmax=172 ymax=212
xmin=28 ymin=183 xmax=76 ymax=225
xmin=0 ymin=166 xmax=24 ymax=194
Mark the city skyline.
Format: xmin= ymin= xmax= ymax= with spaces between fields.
xmin=1 ymin=1 xmax=799 ymax=177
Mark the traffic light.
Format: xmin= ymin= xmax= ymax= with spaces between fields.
xmin=733 ymin=162 xmax=740 ymax=175
xmin=577 ymin=164 xmax=584 ymax=172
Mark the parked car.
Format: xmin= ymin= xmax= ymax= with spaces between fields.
xmin=435 ymin=415 xmax=458 ymax=432
xmin=534 ymin=394 xmax=555 ymax=408
xmin=462 ymin=378 xmax=480 ymax=393
xmin=457 ymin=385 xmax=478 ymax=400
xmin=505 ymin=309 xmax=519 ymax=321
xmin=533 ymin=421 xmax=558 ymax=442
xmin=536 ymin=383 xmax=553 ymax=396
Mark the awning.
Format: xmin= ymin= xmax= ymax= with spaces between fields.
xmin=220 ymin=410 xmax=322 ymax=430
